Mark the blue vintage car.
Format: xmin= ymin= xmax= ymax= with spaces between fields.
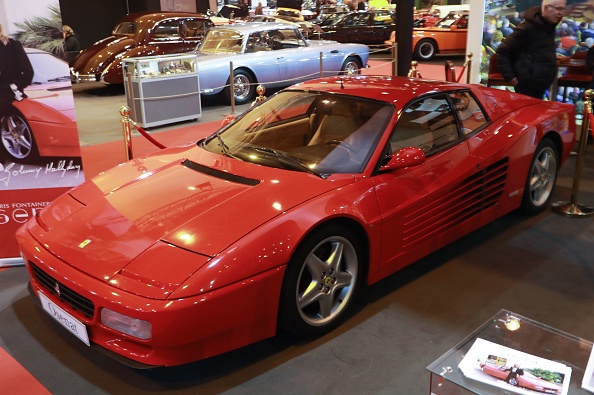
xmin=193 ymin=22 xmax=370 ymax=104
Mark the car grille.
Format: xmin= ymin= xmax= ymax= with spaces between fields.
xmin=30 ymin=263 xmax=95 ymax=319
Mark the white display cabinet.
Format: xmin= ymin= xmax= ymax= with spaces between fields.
xmin=123 ymin=54 xmax=201 ymax=128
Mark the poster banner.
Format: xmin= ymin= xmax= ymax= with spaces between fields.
xmin=0 ymin=0 xmax=85 ymax=264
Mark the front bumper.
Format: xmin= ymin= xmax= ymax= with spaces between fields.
xmin=70 ymin=68 xmax=101 ymax=83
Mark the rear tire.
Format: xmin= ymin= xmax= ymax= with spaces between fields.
xmin=224 ymin=70 xmax=256 ymax=105
xmin=0 ymin=108 xmax=39 ymax=163
xmin=414 ymin=39 xmax=437 ymax=61
xmin=340 ymin=57 xmax=362 ymax=75
xmin=519 ymin=138 xmax=559 ymax=215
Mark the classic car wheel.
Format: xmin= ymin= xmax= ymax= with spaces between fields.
xmin=279 ymin=225 xmax=363 ymax=337
xmin=225 ymin=70 xmax=256 ymax=105
xmin=414 ymin=39 xmax=437 ymax=61
xmin=520 ymin=138 xmax=558 ymax=215
xmin=0 ymin=109 xmax=38 ymax=162
xmin=340 ymin=57 xmax=362 ymax=75
xmin=508 ymin=377 xmax=519 ymax=386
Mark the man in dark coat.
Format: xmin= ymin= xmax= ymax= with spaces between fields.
xmin=0 ymin=23 xmax=34 ymax=115
xmin=495 ymin=0 xmax=566 ymax=99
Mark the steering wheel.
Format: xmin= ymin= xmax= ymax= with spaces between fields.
xmin=325 ymin=139 xmax=356 ymax=154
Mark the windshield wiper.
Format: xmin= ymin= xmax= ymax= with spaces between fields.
xmin=248 ymin=146 xmax=327 ymax=178
xmin=212 ymin=131 xmax=242 ymax=160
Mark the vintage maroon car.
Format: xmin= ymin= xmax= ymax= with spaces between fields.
xmin=480 ymin=363 xmax=563 ymax=394
xmin=70 ymin=12 xmax=214 ymax=84
xmin=16 ymin=76 xmax=575 ymax=367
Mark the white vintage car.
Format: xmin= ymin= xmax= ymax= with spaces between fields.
xmin=193 ymin=22 xmax=370 ymax=104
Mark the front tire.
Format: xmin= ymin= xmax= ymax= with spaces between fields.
xmin=414 ymin=39 xmax=437 ymax=61
xmin=340 ymin=56 xmax=362 ymax=75
xmin=0 ymin=108 xmax=38 ymax=163
xmin=519 ymin=138 xmax=559 ymax=215
xmin=279 ymin=224 xmax=364 ymax=337
xmin=224 ymin=70 xmax=256 ymax=105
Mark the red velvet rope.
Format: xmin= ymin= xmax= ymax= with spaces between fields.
xmin=589 ymin=113 xmax=594 ymax=132
xmin=132 ymin=123 xmax=167 ymax=149
xmin=456 ymin=64 xmax=467 ymax=83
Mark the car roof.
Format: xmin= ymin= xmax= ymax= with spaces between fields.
xmin=287 ymin=75 xmax=469 ymax=105
xmin=212 ymin=22 xmax=299 ymax=33
xmin=118 ymin=12 xmax=210 ymax=26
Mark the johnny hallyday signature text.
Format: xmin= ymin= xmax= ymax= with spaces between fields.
xmin=0 ymin=160 xmax=82 ymax=187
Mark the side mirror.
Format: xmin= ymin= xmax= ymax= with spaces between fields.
xmin=221 ymin=114 xmax=235 ymax=128
xmin=450 ymin=25 xmax=458 ymax=30
xmin=380 ymin=147 xmax=426 ymax=171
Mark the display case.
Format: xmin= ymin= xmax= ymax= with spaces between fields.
xmin=123 ymin=54 xmax=201 ymax=128
xmin=427 ymin=310 xmax=593 ymax=395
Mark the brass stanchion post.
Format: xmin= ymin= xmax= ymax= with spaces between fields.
xmin=391 ymin=42 xmax=398 ymax=77
xmin=125 ymin=71 xmax=136 ymax=122
xmin=465 ymin=52 xmax=473 ymax=84
xmin=251 ymin=85 xmax=266 ymax=108
xmin=552 ymin=89 xmax=594 ymax=217
xmin=229 ymin=61 xmax=235 ymax=114
xmin=120 ymin=106 xmax=133 ymax=161
xmin=408 ymin=61 xmax=421 ymax=78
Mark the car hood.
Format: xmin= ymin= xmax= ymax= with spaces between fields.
xmin=25 ymin=84 xmax=77 ymax=120
xmin=72 ymin=36 xmax=135 ymax=74
xmin=33 ymin=145 xmax=354 ymax=287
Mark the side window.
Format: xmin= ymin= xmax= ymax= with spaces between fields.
xmin=152 ymin=20 xmax=181 ymax=40
xmin=183 ymin=20 xmax=207 ymax=38
xmin=390 ymin=94 xmax=458 ymax=155
xmin=448 ymin=91 xmax=487 ymax=135
xmin=457 ymin=15 xmax=469 ymax=29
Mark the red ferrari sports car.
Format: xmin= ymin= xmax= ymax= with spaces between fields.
xmin=16 ymin=76 xmax=576 ymax=367
xmin=479 ymin=363 xmax=563 ymax=394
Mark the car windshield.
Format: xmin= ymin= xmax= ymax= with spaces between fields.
xmin=202 ymin=90 xmax=394 ymax=175
xmin=113 ymin=22 xmax=137 ymax=35
xmin=436 ymin=13 xmax=462 ymax=28
xmin=276 ymin=9 xmax=301 ymax=18
xmin=326 ymin=13 xmax=350 ymax=27
xmin=199 ymin=29 xmax=244 ymax=53
xmin=26 ymin=50 xmax=70 ymax=83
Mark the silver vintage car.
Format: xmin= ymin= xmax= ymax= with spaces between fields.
xmin=193 ymin=22 xmax=369 ymax=104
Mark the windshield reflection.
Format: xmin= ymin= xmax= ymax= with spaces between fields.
xmin=202 ymin=90 xmax=394 ymax=174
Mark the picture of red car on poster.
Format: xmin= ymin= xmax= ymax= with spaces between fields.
xmin=1 ymin=48 xmax=81 ymax=164
xmin=459 ymin=338 xmax=570 ymax=395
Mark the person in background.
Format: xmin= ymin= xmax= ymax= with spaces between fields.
xmin=495 ymin=0 xmax=567 ymax=99
xmin=255 ymin=1 xmax=263 ymax=15
xmin=62 ymin=25 xmax=80 ymax=66
xmin=508 ymin=11 xmax=522 ymax=27
xmin=236 ymin=0 xmax=250 ymax=18
xmin=0 ymin=23 xmax=34 ymax=115
xmin=499 ymin=18 xmax=514 ymax=37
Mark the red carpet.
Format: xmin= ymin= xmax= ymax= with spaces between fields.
xmin=81 ymin=120 xmax=222 ymax=179
xmin=0 ymin=347 xmax=52 ymax=395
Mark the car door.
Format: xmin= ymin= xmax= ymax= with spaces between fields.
xmin=371 ymin=92 xmax=490 ymax=274
xmin=437 ymin=13 xmax=468 ymax=52
xmin=361 ymin=11 xmax=397 ymax=45
xmin=148 ymin=19 xmax=188 ymax=53
xmin=181 ymin=18 xmax=211 ymax=49
xmin=271 ymin=28 xmax=340 ymax=83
